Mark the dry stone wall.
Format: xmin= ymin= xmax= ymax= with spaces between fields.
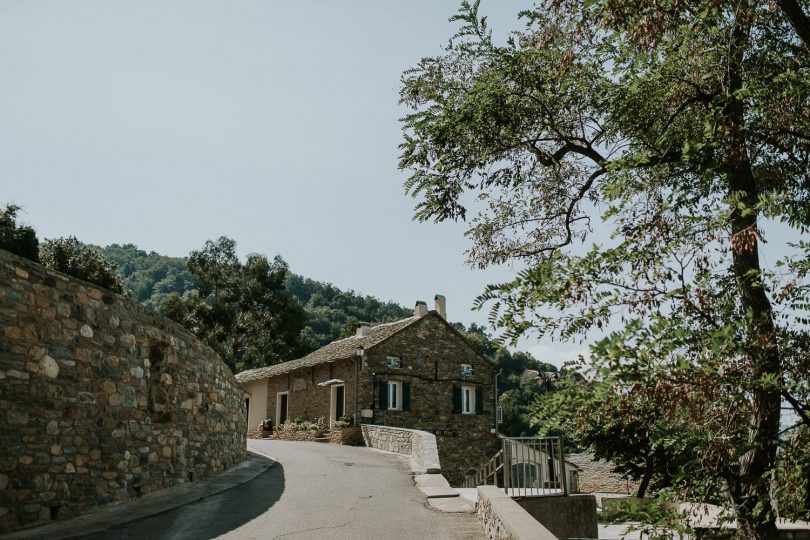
xmin=0 ymin=250 xmax=246 ymax=532
xmin=565 ymin=453 xmax=636 ymax=494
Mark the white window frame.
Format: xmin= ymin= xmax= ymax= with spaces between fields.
xmin=461 ymin=385 xmax=475 ymax=415
xmin=387 ymin=380 xmax=402 ymax=411
xmin=387 ymin=356 xmax=402 ymax=369
xmin=276 ymin=391 xmax=289 ymax=425
xmin=460 ymin=364 xmax=473 ymax=375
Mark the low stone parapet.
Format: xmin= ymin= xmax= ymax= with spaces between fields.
xmin=360 ymin=424 xmax=441 ymax=474
xmin=272 ymin=425 xmax=322 ymax=442
xmin=328 ymin=427 xmax=362 ymax=445
xmin=476 ymin=486 xmax=557 ymax=540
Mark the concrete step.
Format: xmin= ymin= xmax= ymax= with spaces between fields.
xmin=313 ymin=437 xmax=330 ymax=443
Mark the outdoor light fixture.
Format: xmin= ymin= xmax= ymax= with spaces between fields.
xmin=355 ymin=346 xmax=365 ymax=357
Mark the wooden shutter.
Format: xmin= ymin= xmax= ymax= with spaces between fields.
xmin=402 ymin=382 xmax=411 ymax=411
xmin=379 ymin=381 xmax=388 ymax=410
xmin=475 ymin=386 xmax=484 ymax=415
xmin=452 ymin=384 xmax=461 ymax=414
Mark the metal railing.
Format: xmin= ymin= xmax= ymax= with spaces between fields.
xmin=463 ymin=450 xmax=503 ymax=488
xmin=463 ymin=436 xmax=568 ymax=497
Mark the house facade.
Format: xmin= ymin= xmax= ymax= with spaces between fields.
xmin=236 ymin=296 xmax=500 ymax=485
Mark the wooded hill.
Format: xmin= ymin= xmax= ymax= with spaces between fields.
xmin=99 ymin=243 xmax=412 ymax=351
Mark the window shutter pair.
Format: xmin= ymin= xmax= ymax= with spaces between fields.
xmin=379 ymin=381 xmax=411 ymax=411
xmin=452 ymin=385 xmax=482 ymax=414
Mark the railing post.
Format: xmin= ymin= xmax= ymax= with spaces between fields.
xmin=502 ymin=437 xmax=511 ymax=493
xmin=558 ymin=436 xmax=568 ymax=495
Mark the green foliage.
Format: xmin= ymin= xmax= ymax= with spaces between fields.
xmin=286 ymin=274 xmax=412 ymax=350
xmin=161 ymin=237 xmax=306 ymax=373
xmin=39 ymin=237 xmax=129 ymax=295
xmin=99 ymin=244 xmax=196 ymax=310
xmin=0 ymin=204 xmax=39 ymax=262
xmin=399 ymin=0 xmax=809 ymax=535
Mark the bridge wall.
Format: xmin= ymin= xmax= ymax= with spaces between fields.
xmin=0 ymin=250 xmax=246 ymax=532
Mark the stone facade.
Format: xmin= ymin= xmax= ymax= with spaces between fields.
xmin=0 ymin=250 xmax=246 ymax=533
xmin=241 ymin=312 xmax=500 ymax=486
xmin=565 ymin=453 xmax=637 ymax=495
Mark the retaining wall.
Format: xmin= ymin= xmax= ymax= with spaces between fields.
xmin=361 ymin=424 xmax=441 ymax=474
xmin=476 ymin=485 xmax=557 ymax=540
xmin=0 ymin=250 xmax=246 ymax=532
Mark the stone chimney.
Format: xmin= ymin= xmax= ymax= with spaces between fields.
xmin=414 ymin=301 xmax=428 ymax=318
xmin=434 ymin=294 xmax=446 ymax=320
xmin=356 ymin=322 xmax=372 ymax=337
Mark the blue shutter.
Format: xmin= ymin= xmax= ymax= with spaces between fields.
xmin=379 ymin=381 xmax=388 ymax=410
xmin=402 ymin=382 xmax=411 ymax=411
xmin=452 ymin=385 xmax=461 ymax=414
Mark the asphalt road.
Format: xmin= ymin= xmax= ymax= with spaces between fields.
xmin=80 ymin=440 xmax=483 ymax=540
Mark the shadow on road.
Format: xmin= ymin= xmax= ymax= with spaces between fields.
xmin=78 ymin=461 xmax=286 ymax=540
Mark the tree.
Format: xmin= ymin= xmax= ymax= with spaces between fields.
xmin=161 ymin=237 xmax=307 ymax=372
xmin=399 ymin=1 xmax=809 ymax=538
xmin=39 ymin=237 xmax=129 ymax=294
xmin=0 ymin=204 xmax=39 ymax=262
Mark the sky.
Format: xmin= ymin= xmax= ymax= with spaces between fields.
xmin=0 ymin=1 xmax=590 ymax=365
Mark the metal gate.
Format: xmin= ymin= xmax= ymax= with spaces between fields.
xmin=463 ymin=436 xmax=568 ymax=497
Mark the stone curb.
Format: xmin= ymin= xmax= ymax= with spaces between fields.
xmin=1 ymin=452 xmax=275 ymax=540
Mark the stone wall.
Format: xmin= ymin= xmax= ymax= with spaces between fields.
xmin=476 ymin=485 xmax=557 ymax=540
xmin=272 ymin=426 xmax=322 ymax=442
xmin=565 ymin=453 xmax=636 ymax=494
xmin=0 ymin=250 xmax=246 ymax=533
xmin=516 ymin=495 xmax=598 ymax=539
xmin=361 ymin=424 xmax=441 ymax=474
xmin=264 ymin=359 xmax=357 ymax=426
xmin=328 ymin=427 xmax=361 ymax=445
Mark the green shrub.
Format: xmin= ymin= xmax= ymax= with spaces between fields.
xmin=39 ymin=237 xmax=129 ymax=295
xmin=0 ymin=204 xmax=39 ymax=262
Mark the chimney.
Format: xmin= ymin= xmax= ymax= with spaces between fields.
xmin=356 ymin=322 xmax=372 ymax=337
xmin=434 ymin=294 xmax=447 ymax=319
xmin=414 ymin=301 xmax=428 ymax=318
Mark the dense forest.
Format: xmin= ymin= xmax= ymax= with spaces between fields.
xmin=98 ymin=243 xmax=413 ymax=350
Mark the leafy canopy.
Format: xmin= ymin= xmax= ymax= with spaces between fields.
xmin=399 ymin=0 xmax=809 ymax=534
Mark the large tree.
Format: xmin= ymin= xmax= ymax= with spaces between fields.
xmin=399 ymin=1 xmax=809 ymax=538
xmin=161 ymin=237 xmax=306 ymax=373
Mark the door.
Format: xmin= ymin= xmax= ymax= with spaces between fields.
xmin=277 ymin=392 xmax=289 ymax=425
xmin=331 ymin=384 xmax=345 ymax=426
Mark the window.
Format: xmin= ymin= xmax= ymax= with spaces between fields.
xmin=387 ymin=356 xmax=401 ymax=369
xmin=388 ymin=380 xmax=402 ymax=410
xmin=460 ymin=364 xmax=473 ymax=375
xmin=379 ymin=380 xmax=410 ymax=411
xmin=461 ymin=385 xmax=475 ymax=414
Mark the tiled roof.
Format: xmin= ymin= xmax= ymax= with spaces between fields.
xmin=235 ymin=315 xmax=421 ymax=383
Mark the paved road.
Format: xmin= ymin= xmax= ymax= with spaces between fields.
xmin=83 ymin=440 xmax=483 ymax=540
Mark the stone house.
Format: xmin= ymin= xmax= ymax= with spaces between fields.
xmin=236 ymin=296 xmax=500 ymax=485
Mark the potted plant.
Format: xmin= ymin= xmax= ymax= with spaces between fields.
xmin=257 ymin=419 xmax=273 ymax=438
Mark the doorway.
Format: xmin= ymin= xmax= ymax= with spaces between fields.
xmin=330 ymin=384 xmax=345 ymax=426
xmin=276 ymin=392 xmax=289 ymax=425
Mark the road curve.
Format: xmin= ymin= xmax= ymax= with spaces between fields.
xmin=81 ymin=440 xmax=483 ymax=540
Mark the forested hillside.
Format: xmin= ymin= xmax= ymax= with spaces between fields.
xmin=100 ymin=243 xmax=412 ymax=350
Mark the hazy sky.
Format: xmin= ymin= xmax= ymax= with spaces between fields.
xmin=2 ymin=1 xmax=590 ymax=365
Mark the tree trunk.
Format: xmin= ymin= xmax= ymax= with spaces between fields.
xmin=724 ymin=5 xmax=782 ymax=540
xmin=636 ymin=459 xmax=653 ymax=499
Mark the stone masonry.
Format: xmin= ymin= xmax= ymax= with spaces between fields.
xmin=0 ymin=249 xmax=246 ymax=532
